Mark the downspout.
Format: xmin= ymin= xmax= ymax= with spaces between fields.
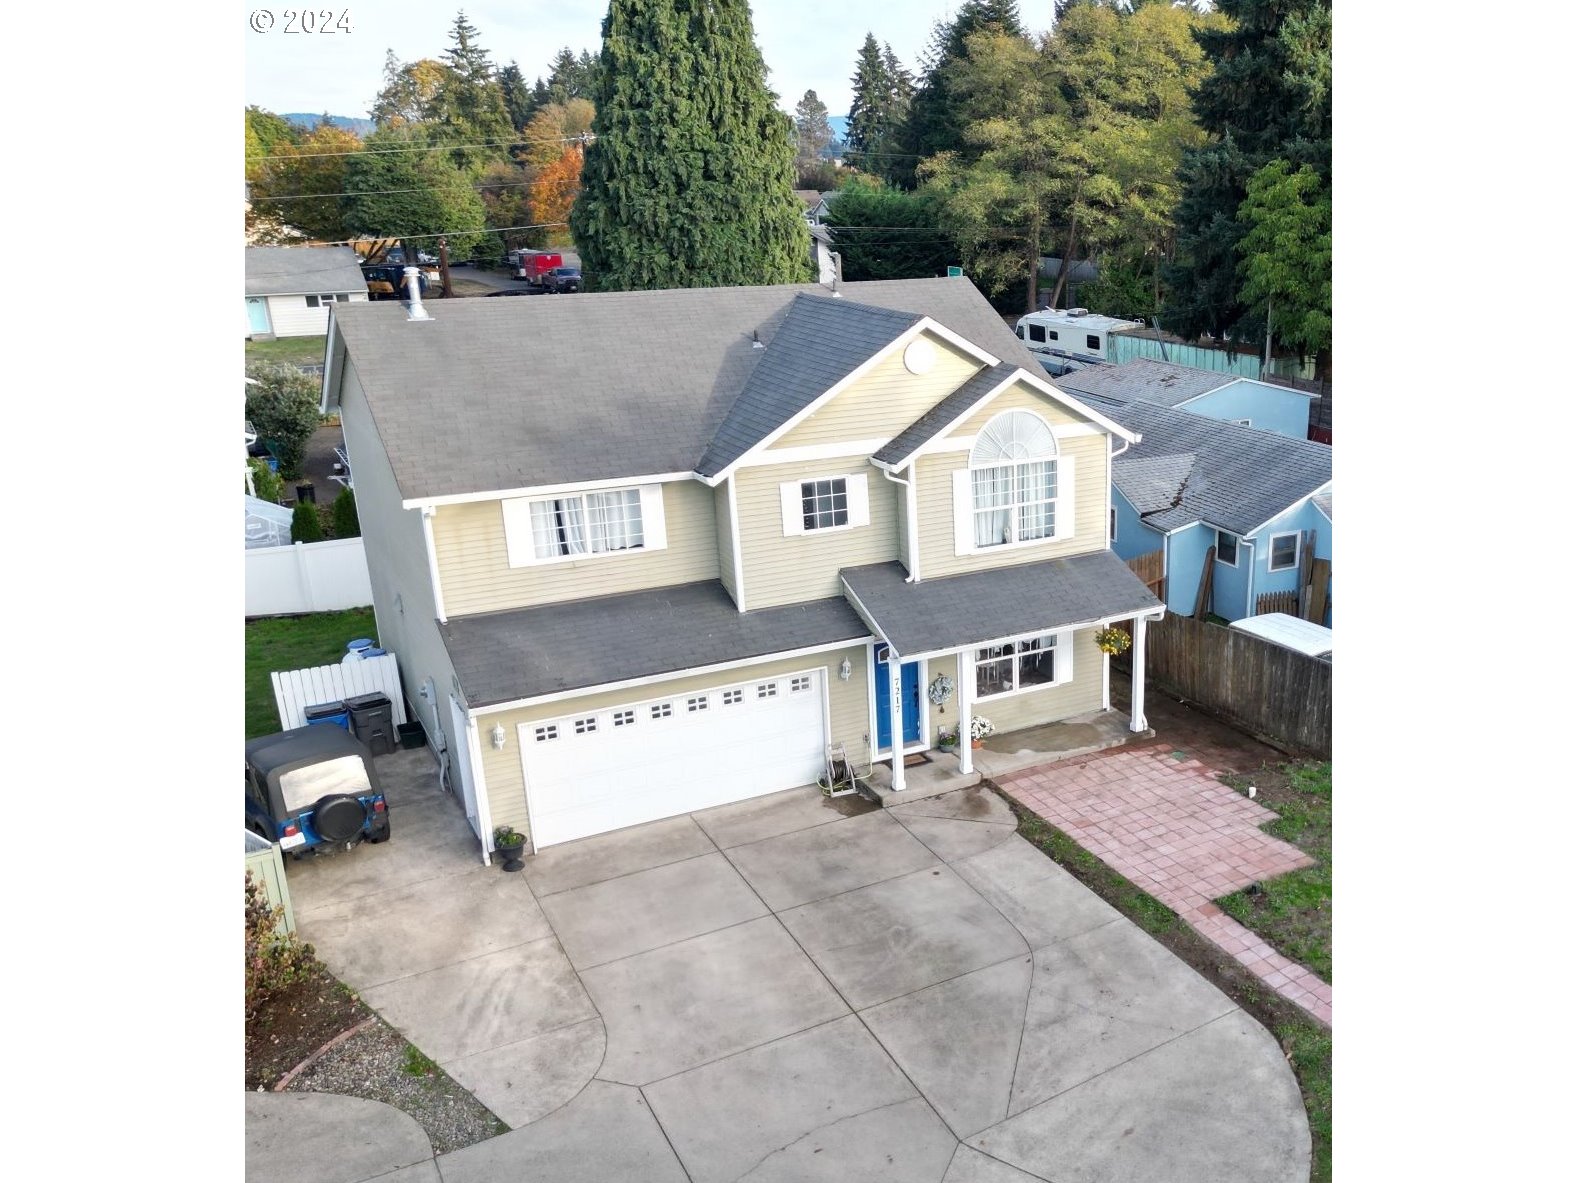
xmin=1244 ymin=538 xmax=1257 ymax=619
xmin=421 ymin=506 xmax=447 ymax=623
xmin=880 ymin=465 xmax=920 ymax=583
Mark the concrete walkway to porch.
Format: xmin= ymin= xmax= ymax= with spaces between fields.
xmin=996 ymin=742 xmax=1331 ymax=1027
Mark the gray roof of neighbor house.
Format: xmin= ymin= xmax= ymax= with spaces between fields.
xmin=841 ymin=553 xmax=1163 ymax=658
xmin=872 ymin=361 xmax=1019 ymax=467
xmin=246 ymin=246 xmax=367 ymax=297
xmin=1055 ymin=359 xmax=1244 ymax=408
xmin=1313 ymin=489 xmax=1332 ymax=520
xmin=330 ymin=278 xmax=1041 ymax=502
xmin=439 ymin=581 xmax=871 ymax=706
xmin=1079 ymin=393 xmax=1331 ymax=536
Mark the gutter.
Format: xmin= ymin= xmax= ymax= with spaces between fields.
xmin=878 ymin=464 xmax=920 ymax=583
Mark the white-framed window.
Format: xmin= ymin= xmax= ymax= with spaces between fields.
xmin=1217 ymin=531 xmax=1239 ymax=566
xmin=534 ymin=725 xmax=559 ymax=742
xmin=722 ymin=688 xmax=743 ymax=706
xmin=650 ymin=702 xmax=672 ymax=719
xmin=687 ymin=695 xmax=709 ymax=712
xmin=1268 ymin=532 xmax=1300 ymax=572
xmin=502 ymin=484 xmax=668 ymax=567
xmin=953 ymin=410 xmax=1074 ymax=554
xmin=305 ymin=293 xmax=351 ymax=308
xmin=779 ymin=473 xmax=869 ymax=536
xmin=573 ymin=716 xmax=597 ymax=734
xmin=974 ymin=632 xmax=1070 ymax=699
xmin=613 ymin=709 xmax=635 ymax=727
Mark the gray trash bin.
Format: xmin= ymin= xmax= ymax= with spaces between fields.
xmin=343 ymin=692 xmax=395 ymax=756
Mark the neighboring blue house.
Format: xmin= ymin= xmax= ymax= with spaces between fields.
xmin=1073 ymin=392 xmax=1333 ymax=625
xmin=1057 ymin=358 xmax=1319 ymax=442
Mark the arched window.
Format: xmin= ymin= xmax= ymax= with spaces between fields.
xmin=969 ymin=410 xmax=1060 ymax=548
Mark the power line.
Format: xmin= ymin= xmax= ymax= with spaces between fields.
xmin=258 ymin=173 xmax=585 ymax=202
xmin=258 ymin=134 xmax=591 ymax=161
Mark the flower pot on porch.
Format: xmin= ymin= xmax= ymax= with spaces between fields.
xmin=495 ymin=839 xmax=525 ymax=871
xmin=971 ymin=739 xmax=983 ymax=750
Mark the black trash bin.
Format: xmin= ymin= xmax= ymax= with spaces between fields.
xmin=343 ymin=692 xmax=395 ymax=757
xmin=296 ymin=483 xmax=316 ymax=504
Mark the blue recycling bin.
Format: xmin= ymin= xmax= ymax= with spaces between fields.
xmin=303 ymin=701 xmax=350 ymax=730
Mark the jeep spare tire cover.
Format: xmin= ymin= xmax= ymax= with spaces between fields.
xmin=313 ymin=795 xmax=368 ymax=843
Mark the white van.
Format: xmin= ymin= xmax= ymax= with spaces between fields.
xmin=1014 ymin=308 xmax=1142 ymax=375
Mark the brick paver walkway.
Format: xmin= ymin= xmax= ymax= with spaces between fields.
xmin=999 ymin=743 xmax=1331 ymax=1027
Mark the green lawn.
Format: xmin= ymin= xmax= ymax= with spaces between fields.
xmin=245 ymin=335 xmax=328 ymax=367
xmin=1217 ymin=760 xmax=1332 ymax=982
xmin=245 ymin=608 xmax=377 ymax=738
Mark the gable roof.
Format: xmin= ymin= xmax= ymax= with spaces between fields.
xmin=246 ymin=246 xmax=367 ymax=297
xmin=330 ymin=278 xmax=1044 ymax=503
xmin=1054 ymin=358 xmax=1239 ymax=408
xmin=872 ymin=362 xmax=1019 ymax=467
xmin=694 ymin=295 xmax=922 ymax=477
xmin=1078 ymin=393 xmax=1331 ymax=536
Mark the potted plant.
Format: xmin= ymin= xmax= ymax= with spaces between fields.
xmin=937 ymin=726 xmax=958 ymax=752
xmin=493 ymin=825 xmax=527 ymax=872
xmin=1094 ymin=626 xmax=1132 ymax=656
xmin=969 ymin=716 xmax=995 ymax=749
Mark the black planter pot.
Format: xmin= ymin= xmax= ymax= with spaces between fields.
xmin=496 ymin=840 xmax=526 ymax=872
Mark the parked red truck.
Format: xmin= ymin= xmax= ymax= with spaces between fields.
xmin=508 ymin=249 xmax=563 ymax=286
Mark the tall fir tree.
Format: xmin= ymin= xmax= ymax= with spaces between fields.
xmin=1163 ymin=0 xmax=1331 ymax=345
xmin=432 ymin=10 xmax=514 ymax=172
xmin=499 ymin=62 xmax=532 ymax=130
xmin=846 ymin=34 xmax=890 ymax=173
xmin=570 ymin=0 xmax=810 ymax=291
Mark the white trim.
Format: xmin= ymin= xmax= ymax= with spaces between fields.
xmin=318 ymin=315 xmax=339 ymax=415
xmin=1174 ymin=377 xmax=1317 ymax=409
xmin=864 ymin=641 xmax=879 ymax=755
xmin=970 ymin=630 xmax=1074 ymax=704
xmin=910 ymin=421 xmax=1104 ymax=462
xmin=780 ymin=472 xmax=869 ymax=536
xmin=747 ymin=438 xmax=890 ymax=467
xmin=402 ymin=472 xmax=693 ymax=511
xmin=901 ymin=610 xmax=1154 ymax=664
xmin=501 ymin=483 xmax=668 ymax=568
xmin=464 ymin=710 xmax=495 ymax=861
xmin=702 ymin=318 xmax=1001 ymax=486
xmin=905 ymin=462 xmax=921 ymax=581
xmin=421 ymin=506 xmax=447 ymax=624
xmin=1215 ymin=529 xmax=1241 ymax=568
xmin=840 ymin=579 xmax=896 ymax=652
xmin=1311 ymin=496 xmax=1332 ymax=525
xmin=1240 ymin=481 xmax=1331 ymax=540
xmin=467 ymin=637 xmax=873 ymax=717
xmin=870 ymin=643 xmax=926 ymax=759
xmin=726 ymin=475 xmax=746 ymax=611
xmin=1003 ymin=365 xmax=1140 ymax=443
xmin=1267 ymin=531 xmax=1301 ymax=572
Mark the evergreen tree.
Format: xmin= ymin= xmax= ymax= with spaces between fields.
xmin=1163 ymin=0 xmax=1331 ymax=344
xmin=291 ymin=501 xmax=324 ymax=544
xmin=794 ymin=89 xmax=834 ymax=172
xmin=570 ymin=0 xmax=811 ymax=291
xmin=332 ymin=488 xmax=361 ymax=539
xmin=431 ymin=10 xmax=514 ymax=172
xmin=846 ymin=34 xmax=889 ymax=173
xmin=500 ymin=62 xmax=532 ymax=129
xmin=824 ymin=179 xmax=956 ymax=281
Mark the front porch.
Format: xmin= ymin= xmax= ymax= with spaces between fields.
xmin=863 ymin=705 xmax=1150 ymax=807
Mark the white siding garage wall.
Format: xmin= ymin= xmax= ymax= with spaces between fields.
xmin=521 ymin=668 xmax=828 ymax=848
xmin=266 ymin=292 xmax=369 ymax=338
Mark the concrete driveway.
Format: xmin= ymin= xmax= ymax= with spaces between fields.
xmin=278 ymin=751 xmax=1310 ymax=1182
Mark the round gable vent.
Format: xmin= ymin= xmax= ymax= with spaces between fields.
xmin=903 ymin=337 xmax=937 ymax=375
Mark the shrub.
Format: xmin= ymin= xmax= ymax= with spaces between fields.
xmin=248 ymin=458 xmax=283 ymax=504
xmin=291 ymin=500 xmax=323 ymax=543
xmin=245 ymin=361 xmax=323 ymax=479
xmin=245 ymin=871 xmax=315 ymax=1014
xmin=332 ymin=487 xmax=360 ymax=539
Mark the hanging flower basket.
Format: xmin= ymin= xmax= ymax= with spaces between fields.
xmin=927 ymin=674 xmax=955 ymax=708
xmin=1094 ymin=626 xmax=1132 ymax=656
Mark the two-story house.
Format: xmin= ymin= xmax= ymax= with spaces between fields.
xmin=321 ymin=278 xmax=1164 ymax=857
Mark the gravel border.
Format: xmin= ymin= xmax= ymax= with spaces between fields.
xmin=285 ymin=1019 xmax=509 ymax=1155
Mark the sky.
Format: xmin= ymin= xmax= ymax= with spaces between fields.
xmin=244 ymin=1 xmax=1056 ymax=120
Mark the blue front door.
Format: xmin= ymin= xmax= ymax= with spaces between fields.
xmin=874 ymin=646 xmax=922 ymax=751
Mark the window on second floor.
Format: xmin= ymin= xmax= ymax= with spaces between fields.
xmin=955 ymin=409 xmax=1073 ymax=553
xmin=501 ymin=484 xmax=669 ymax=567
xmin=801 ymin=478 xmax=848 ymax=531
xmin=779 ymin=472 xmax=869 ymax=537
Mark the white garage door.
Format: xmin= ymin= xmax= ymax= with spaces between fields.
xmin=520 ymin=669 xmax=828 ymax=848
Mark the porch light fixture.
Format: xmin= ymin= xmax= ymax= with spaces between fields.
xmin=839 ymin=658 xmax=852 ymax=681
xmin=490 ymin=723 xmax=506 ymax=750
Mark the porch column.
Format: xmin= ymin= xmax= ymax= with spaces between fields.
xmin=888 ymin=652 xmax=906 ymax=792
xmin=955 ymin=649 xmax=974 ymax=775
xmin=1129 ymin=614 xmax=1149 ymax=733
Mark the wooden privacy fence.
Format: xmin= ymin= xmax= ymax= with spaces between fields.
xmin=271 ymin=652 xmax=408 ymax=731
xmin=1142 ymin=613 xmax=1330 ymax=757
xmin=1125 ymin=550 xmax=1165 ymax=600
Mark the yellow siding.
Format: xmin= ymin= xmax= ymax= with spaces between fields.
xmin=432 ymin=480 xmax=720 ymax=616
xmin=916 ymin=432 xmax=1110 ymax=578
xmin=715 ymin=481 xmax=738 ymax=604
xmin=735 ymin=456 xmax=898 ymax=610
xmin=478 ymin=645 xmax=872 ymax=846
xmin=946 ymin=380 xmax=1095 ymax=436
xmin=896 ymin=477 xmax=910 ymax=574
xmin=962 ymin=630 xmax=1105 ymax=734
xmin=772 ymin=332 xmax=983 ymax=449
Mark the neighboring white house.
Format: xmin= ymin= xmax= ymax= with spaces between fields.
xmin=246 ymin=246 xmax=369 ymax=339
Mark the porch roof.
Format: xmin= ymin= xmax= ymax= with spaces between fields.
xmin=840 ymin=553 xmax=1162 ymax=659
xmin=440 ymin=581 xmax=871 ymax=709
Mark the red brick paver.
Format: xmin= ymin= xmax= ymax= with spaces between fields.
xmin=1000 ymin=743 xmax=1331 ymax=1027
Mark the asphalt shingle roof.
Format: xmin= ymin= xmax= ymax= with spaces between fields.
xmin=439 ymin=581 xmax=871 ymax=707
xmin=1055 ymin=359 xmax=1238 ymax=408
xmin=695 ymin=294 xmax=922 ymax=477
xmin=330 ymin=278 xmax=1041 ymax=502
xmin=1079 ymin=393 xmax=1331 ymax=536
xmin=1313 ymin=489 xmax=1332 ymax=520
xmin=840 ymin=553 xmax=1163 ymax=659
xmin=873 ymin=361 xmax=1018 ymax=467
xmin=246 ymin=246 xmax=367 ymax=297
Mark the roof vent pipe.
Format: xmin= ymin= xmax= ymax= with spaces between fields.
xmin=404 ymin=266 xmax=432 ymax=322
xmin=831 ymin=251 xmax=843 ymax=297
xmin=752 ymin=330 xmax=764 ymax=349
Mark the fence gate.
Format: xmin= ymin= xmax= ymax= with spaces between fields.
xmin=271 ymin=652 xmax=408 ymax=731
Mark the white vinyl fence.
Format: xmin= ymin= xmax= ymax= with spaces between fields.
xmin=246 ymin=537 xmax=373 ymax=616
xmin=271 ymin=652 xmax=408 ymax=731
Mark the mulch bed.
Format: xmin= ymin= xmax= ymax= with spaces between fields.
xmin=246 ymin=963 xmax=371 ymax=1092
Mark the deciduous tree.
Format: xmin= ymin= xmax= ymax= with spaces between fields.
xmin=1236 ymin=159 xmax=1330 ymax=364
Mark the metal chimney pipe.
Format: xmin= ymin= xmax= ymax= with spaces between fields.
xmin=404 ymin=266 xmax=432 ymax=322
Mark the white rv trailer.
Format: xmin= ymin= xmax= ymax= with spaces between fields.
xmin=1013 ymin=308 xmax=1143 ymax=375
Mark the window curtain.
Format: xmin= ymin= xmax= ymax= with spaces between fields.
xmin=973 ymin=467 xmax=1013 ymax=547
xmin=531 ymin=497 xmax=587 ymax=558
xmin=587 ymin=489 xmax=641 ymax=552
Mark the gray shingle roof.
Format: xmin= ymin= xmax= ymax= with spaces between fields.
xmin=695 ymin=295 xmax=922 ymax=477
xmin=331 ymin=278 xmax=1041 ymax=502
xmin=840 ymin=553 xmax=1163 ymax=659
xmin=1055 ymin=359 xmax=1237 ymax=408
xmin=439 ymin=581 xmax=870 ymax=707
xmin=1313 ymin=489 xmax=1332 ymax=519
xmin=1083 ymin=394 xmax=1331 ymax=536
xmin=246 ymin=246 xmax=367 ymax=297
xmin=873 ymin=361 xmax=1018 ymax=467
